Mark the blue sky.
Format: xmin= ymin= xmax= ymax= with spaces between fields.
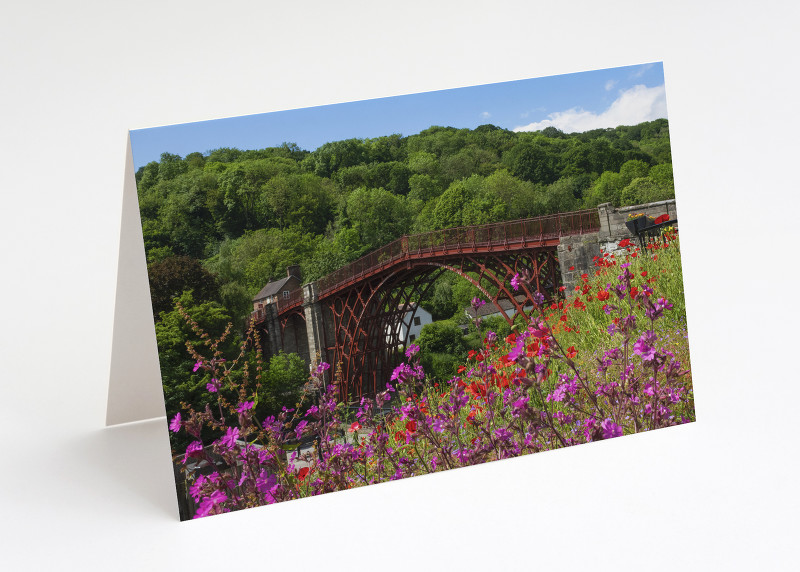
xmin=130 ymin=62 xmax=666 ymax=170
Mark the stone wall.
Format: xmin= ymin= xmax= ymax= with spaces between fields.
xmin=557 ymin=232 xmax=602 ymax=295
xmin=559 ymin=199 xmax=677 ymax=294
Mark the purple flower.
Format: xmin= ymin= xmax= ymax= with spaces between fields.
xmin=391 ymin=363 xmax=415 ymax=384
xmin=183 ymin=440 xmax=204 ymax=464
xmin=532 ymin=291 xmax=545 ymax=306
xmin=507 ymin=334 xmax=528 ymax=362
xmin=601 ymin=418 xmax=623 ymax=439
xmin=405 ymin=344 xmax=420 ymax=359
xmin=510 ymin=273 xmax=521 ymax=291
xmin=206 ymin=378 xmax=221 ymax=393
xmin=546 ymin=385 xmax=567 ymax=402
xmin=236 ymin=401 xmax=254 ymax=413
xmin=256 ymin=471 xmax=278 ymax=502
xmin=169 ymin=412 xmax=182 ymax=433
xmin=315 ymin=362 xmax=331 ymax=375
xmin=194 ymin=489 xmax=228 ymax=519
xmin=511 ymin=396 xmax=529 ymax=417
xmin=645 ymin=297 xmax=673 ymax=321
xmin=485 ymin=331 xmax=497 ymax=344
xmin=294 ymin=420 xmax=308 ymax=440
xmin=494 ymin=427 xmax=513 ymax=442
xmin=192 ymin=361 xmax=203 ymax=372
xmin=219 ymin=427 xmax=239 ymax=451
xmin=633 ymin=330 xmax=658 ymax=362
xmin=188 ymin=474 xmax=206 ymax=502
xmin=471 ymin=297 xmax=486 ymax=311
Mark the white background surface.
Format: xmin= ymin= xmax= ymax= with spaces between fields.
xmin=2 ymin=1 xmax=798 ymax=570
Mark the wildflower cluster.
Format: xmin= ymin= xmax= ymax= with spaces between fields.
xmin=169 ymin=235 xmax=693 ymax=518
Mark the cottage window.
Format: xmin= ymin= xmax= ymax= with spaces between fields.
xmin=283 ymin=290 xmax=290 ymax=299
xmin=409 ymin=334 xmax=416 ymax=342
xmin=413 ymin=317 xmax=421 ymax=326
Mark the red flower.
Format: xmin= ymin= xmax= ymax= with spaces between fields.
xmin=569 ymin=266 xmax=575 ymax=271
xmin=395 ymin=431 xmax=405 ymax=442
xmin=641 ymin=271 xmax=648 ymax=277
xmin=559 ymin=315 xmax=567 ymax=322
xmin=597 ymin=290 xmax=610 ymax=301
xmin=457 ymin=365 xmax=467 ymax=374
xmin=297 ymin=467 xmax=310 ymax=482
xmin=618 ymin=238 xmax=633 ymax=248
xmin=349 ymin=421 xmax=361 ymax=433
xmin=630 ymin=286 xmax=639 ymax=299
xmin=654 ymin=214 xmax=670 ymax=224
xmin=566 ymin=346 xmax=578 ymax=359
xmin=405 ymin=420 xmax=417 ymax=433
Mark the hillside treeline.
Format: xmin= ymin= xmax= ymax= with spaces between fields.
xmin=138 ymin=119 xmax=673 ymax=320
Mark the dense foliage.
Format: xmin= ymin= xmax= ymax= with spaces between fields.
xmin=139 ymin=120 xmax=675 ymax=445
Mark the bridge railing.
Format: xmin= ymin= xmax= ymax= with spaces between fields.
xmin=277 ymin=288 xmax=304 ymax=313
xmin=317 ymin=209 xmax=599 ymax=296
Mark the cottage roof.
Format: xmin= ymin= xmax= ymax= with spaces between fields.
xmin=253 ymin=276 xmax=295 ymax=302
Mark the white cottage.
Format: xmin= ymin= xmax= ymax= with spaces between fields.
xmin=387 ymin=302 xmax=433 ymax=346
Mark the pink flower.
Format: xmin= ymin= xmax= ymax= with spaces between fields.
xmin=601 ymin=418 xmax=623 ymax=439
xmin=219 ymin=427 xmax=239 ymax=451
xmin=194 ymin=489 xmax=228 ymax=519
xmin=169 ymin=413 xmax=181 ymax=433
xmin=192 ymin=361 xmax=203 ymax=372
xmin=510 ymin=273 xmax=521 ymax=291
xmin=183 ymin=441 xmax=204 ymax=464
xmin=236 ymin=401 xmax=254 ymax=413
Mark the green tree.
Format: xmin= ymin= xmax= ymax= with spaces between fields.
xmin=147 ymin=255 xmax=219 ymax=316
xmin=502 ymin=139 xmax=559 ymax=184
xmin=417 ymin=320 xmax=468 ymax=381
xmin=620 ymin=177 xmax=675 ymax=206
xmin=345 ymin=187 xmax=413 ymax=250
xmin=263 ymin=352 xmax=308 ymax=413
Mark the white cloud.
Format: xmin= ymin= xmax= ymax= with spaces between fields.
xmin=631 ymin=63 xmax=654 ymax=78
xmin=480 ymin=111 xmax=491 ymax=119
xmin=605 ymin=79 xmax=617 ymax=91
xmin=513 ymin=84 xmax=667 ymax=134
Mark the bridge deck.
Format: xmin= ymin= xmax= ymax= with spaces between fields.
xmin=313 ymin=209 xmax=599 ymax=301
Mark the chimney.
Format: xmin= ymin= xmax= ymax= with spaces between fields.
xmin=287 ymin=265 xmax=302 ymax=280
